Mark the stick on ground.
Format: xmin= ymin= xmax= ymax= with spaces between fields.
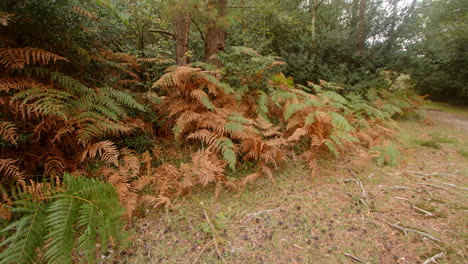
xmin=422 ymin=252 xmax=445 ymax=264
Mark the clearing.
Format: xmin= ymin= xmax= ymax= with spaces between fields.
xmin=121 ymin=108 xmax=467 ymax=264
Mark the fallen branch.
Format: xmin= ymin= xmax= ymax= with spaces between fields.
xmin=344 ymin=253 xmax=365 ymax=263
xmin=344 ymin=178 xmax=368 ymax=199
xmin=378 ymin=185 xmax=416 ymax=191
xmin=380 ymin=219 xmax=442 ymax=243
xmin=411 ymin=205 xmax=435 ymax=217
xmin=422 ymin=252 xmax=445 ymax=264
xmin=347 ymin=193 xmax=369 ymax=208
xmin=408 ymin=170 xmax=459 ymax=177
xmin=426 ymin=179 xmax=468 ymax=191
xmin=417 ymin=183 xmax=452 ymax=193
xmin=394 ymin=197 xmax=435 ymax=217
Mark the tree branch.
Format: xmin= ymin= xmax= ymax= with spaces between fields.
xmin=149 ymin=29 xmax=175 ymax=39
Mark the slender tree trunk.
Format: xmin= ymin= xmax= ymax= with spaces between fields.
xmin=173 ymin=12 xmax=191 ymax=65
xmin=311 ymin=6 xmax=317 ymax=42
xmin=350 ymin=0 xmax=359 ymax=39
xmin=356 ymin=0 xmax=367 ymax=52
xmin=205 ymin=0 xmax=227 ymax=67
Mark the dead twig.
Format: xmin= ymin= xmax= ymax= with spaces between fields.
xmin=191 ymin=240 xmax=214 ymax=264
xmin=426 ymin=179 xmax=468 ymax=191
xmin=422 ymin=237 xmax=444 ymax=251
xmin=394 ymin=197 xmax=435 ymax=217
xmin=417 ymin=183 xmax=452 ymax=193
xmin=344 ymin=253 xmax=365 ymax=263
xmin=346 ymin=193 xmax=368 ymax=208
xmin=378 ymin=185 xmax=416 ymax=191
xmin=380 ymin=219 xmax=442 ymax=243
xmin=422 ymin=252 xmax=445 ymax=264
xmin=408 ymin=170 xmax=459 ymax=177
xmin=344 ymin=178 xmax=368 ymax=199
xmin=201 ymin=203 xmax=227 ymax=264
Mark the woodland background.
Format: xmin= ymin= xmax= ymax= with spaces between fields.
xmin=0 ymin=0 xmax=466 ymax=263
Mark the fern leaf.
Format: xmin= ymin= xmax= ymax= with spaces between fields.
xmin=0 ymin=159 xmax=23 ymax=180
xmin=323 ymin=140 xmax=339 ymax=157
xmin=0 ymin=121 xmax=18 ymax=144
xmin=214 ymin=137 xmax=236 ymax=170
xmin=190 ymin=89 xmax=214 ymax=110
xmin=0 ymin=48 xmax=68 ymax=70
xmin=0 ymin=204 xmax=47 ymax=264
xmin=44 ymin=195 xmax=78 ymax=264
xmin=224 ymin=122 xmax=244 ymax=135
xmin=81 ymin=141 xmax=119 ymax=165
xmin=330 ymin=112 xmax=353 ymax=132
xmin=100 ymin=87 xmax=144 ymax=111
xmin=284 ymin=103 xmax=307 ymax=120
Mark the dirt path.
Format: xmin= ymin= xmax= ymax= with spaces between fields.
xmin=122 ymin=111 xmax=467 ymax=264
xmin=426 ymin=109 xmax=468 ymax=132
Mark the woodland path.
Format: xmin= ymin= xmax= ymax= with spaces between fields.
xmin=426 ymin=109 xmax=468 ymax=132
xmin=124 ymin=109 xmax=468 ymax=264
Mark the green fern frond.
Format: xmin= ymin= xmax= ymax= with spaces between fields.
xmin=305 ymin=112 xmax=315 ymax=125
xmin=330 ymin=112 xmax=353 ymax=132
xmin=44 ymin=195 xmax=78 ymax=264
xmin=336 ymin=131 xmax=358 ymax=143
xmin=227 ymin=112 xmax=251 ymax=125
xmin=101 ymin=87 xmax=144 ymax=111
xmin=0 ymin=203 xmax=46 ymax=264
xmin=50 ymin=71 xmax=91 ymax=95
xmin=284 ymin=103 xmax=307 ymax=120
xmin=224 ymin=122 xmax=244 ymax=135
xmin=323 ymin=140 xmax=339 ymax=157
xmin=214 ymin=137 xmax=236 ymax=170
xmin=256 ymin=90 xmax=268 ymax=114
xmin=372 ymin=143 xmax=400 ymax=167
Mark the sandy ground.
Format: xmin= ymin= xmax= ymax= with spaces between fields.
xmin=426 ymin=109 xmax=468 ymax=132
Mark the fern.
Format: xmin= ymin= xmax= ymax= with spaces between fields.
xmin=372 ymin=143 xmax=401 ymax=167
xmin=0 ymin=48 xmax=67 ymax=70
xmin=0 ymin=174 xmax=125 ymax=264
xmin=214 ymin=137 xmax=236 ymax=170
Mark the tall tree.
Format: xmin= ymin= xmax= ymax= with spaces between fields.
xmin=356 ymin=0 xmax=367 ymax=52
xmin=205 ymin=0 xmax=227 ymax=67
xmin=173 ymin=10 xmax=191 ymax=65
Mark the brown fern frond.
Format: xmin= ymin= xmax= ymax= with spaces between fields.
xmin=0 ymin=159 xmax=23 ymax=180
xmin=0 ymin=78 xmax=50 ymax=92
xmin=287 ymin=127 xmax=308 ymax=142
xmin=80 ymin=140 xmax=119 ymax=165
xmin=0 ymin=121 xmax=18 ymax=145
xmin=51 ymin=125 xmax=75 ymax=143
xmin=17 ymin=177 xmax=63 ymax=201
xmin=0 ymin=47 xmax=67 ymax=69
xmin=44 ymin=156 xmax=66 ymax=176
xmin=187 ymin=129 xmax=220 ymax=145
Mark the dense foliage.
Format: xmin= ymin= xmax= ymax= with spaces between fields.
xmin=0 ymin=0 xmax=463 ymax=262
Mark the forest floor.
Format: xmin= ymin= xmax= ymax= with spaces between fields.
xmin=121 ymin=107 xmax=467 ymax=264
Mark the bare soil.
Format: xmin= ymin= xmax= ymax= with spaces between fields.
xmin=426 ymin=109 xmax=468 ymax=132
xmin=120 ymin=110 xmax=467 ymax=264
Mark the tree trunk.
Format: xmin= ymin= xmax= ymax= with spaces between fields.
xmin=311 ymin=5 xmax=317 ymax=43
xmin=173 ymin=12 xmax=191 ymax=65
xmin=205 ymin=0 xmax=227 ymax=67
xmin=350 ymin=0 xmax=359 ymax=39
xmin=356 ymin=0 xmax=367 ymax=52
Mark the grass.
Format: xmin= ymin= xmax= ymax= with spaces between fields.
xmin=122 ymin=119 xmax=468 ymax=264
